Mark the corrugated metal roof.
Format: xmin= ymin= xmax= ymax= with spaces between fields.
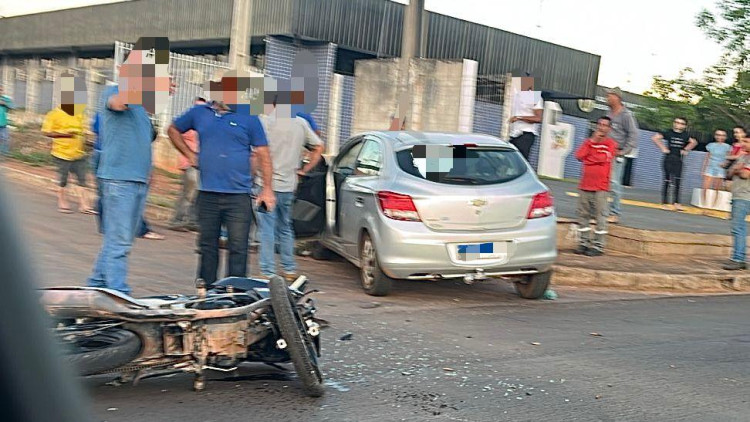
xmin=0 ymin=0 xmax=599 ymax=97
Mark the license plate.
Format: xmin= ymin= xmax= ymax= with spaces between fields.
xmin=456 ymin=242 xmax=508 ymax=261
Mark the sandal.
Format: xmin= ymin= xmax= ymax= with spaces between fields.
xmin=58 ymin=207 xmax=74 ymax=214
xmin=80 ymin=208 xmax=98 ymax=215
xmin=142 ymin=231 xmax=165 ymax=240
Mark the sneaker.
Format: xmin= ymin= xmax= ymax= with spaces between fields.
xmin=607 ymin=215 xmax=619 ymax=224
xmin=722 ymin=260 xmax=746 ymax=271
xmin=574 ymin=245 xmax=588 ymax=255
xmin=219 ymin=236 xmax=228 ymax=249
xmin=283 ymin=272 xmax=299 ymax=282
xmin=584 ymin=248 xmax=603 ymax=257
xmin=661 ymin=204 xmax=675 ymax=211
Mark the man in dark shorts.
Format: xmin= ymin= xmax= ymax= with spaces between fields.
xmin=651 ymin=117 xmax=698 ymax=211
xmin=41 ymin=72 xmax=95 ymax=214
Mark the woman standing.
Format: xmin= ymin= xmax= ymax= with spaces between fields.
xmin=701 ymin=129 xmax=731 ymax=208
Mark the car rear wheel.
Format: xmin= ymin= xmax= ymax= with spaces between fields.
xmin=359 ymin=233 xmax=393 ymax=296
xmin=514 ymin=271 xmax=551 ymax=299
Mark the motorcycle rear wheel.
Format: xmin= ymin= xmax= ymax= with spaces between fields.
xmin=61 ymin=327 xmax=142 ymax=376
xmin=268 ymin=276 xmax=325 ymax=397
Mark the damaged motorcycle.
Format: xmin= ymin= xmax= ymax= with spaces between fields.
xmin=40 ymin=275 xmax=325 ymax=397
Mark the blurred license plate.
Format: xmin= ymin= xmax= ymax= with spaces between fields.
xmin=456 ymin=242 xmax=508 ymax=261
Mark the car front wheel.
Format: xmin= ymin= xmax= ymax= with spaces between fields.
xmin=359 ymin=233 xmax=393 ymax=296
xmin=514 ymin=271 xmax=551 ymax=299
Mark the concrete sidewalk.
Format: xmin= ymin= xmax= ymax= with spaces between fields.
xmin=4 ymin=159 xmax=750 ymax=294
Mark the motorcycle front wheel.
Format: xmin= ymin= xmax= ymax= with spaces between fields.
xmin=268 ymin=276 xmax=325 ymax=397
xmin=60 ymin=327 xmax=142 ymax=376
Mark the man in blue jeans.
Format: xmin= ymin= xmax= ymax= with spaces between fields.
xmin=605 ymin=87 xmax=639 ymax=224
xmin=87 ymin=37 xmax=172 ymax=295
xmin=90 ymin=112 xmax=164 ymax=240
xmin=724 ymin=131 xmax=750 ymax=270
xmin=258 ymin=94 xmax=324 ymax=280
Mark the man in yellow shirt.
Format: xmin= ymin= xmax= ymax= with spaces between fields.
xmin=41 ymin=72 xmax=94 ymax=214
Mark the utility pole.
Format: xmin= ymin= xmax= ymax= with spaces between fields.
xmin=228 ymin=0 xmax=254 ymax=71
xmin=394 ymin=0 xmax=425 ymax=130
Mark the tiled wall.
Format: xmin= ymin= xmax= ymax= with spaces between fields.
xmin=339 ymin=74 xmax=355 ymax=141
xmin=264 ymin=36 xmax=337 ymax=140
xmin=472 ymin=100 xmax=502 ymax=137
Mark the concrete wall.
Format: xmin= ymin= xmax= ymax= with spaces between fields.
xmin=352 ymin=58 xmax=476 ymax=134
xmin=352 ymin=59 xmax=401 ymax=134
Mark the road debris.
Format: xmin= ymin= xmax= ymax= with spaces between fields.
xmin=530 ymin=342 xmax=541 ymax=346
xmin=589 ymin=332 xmax=603 ymax=337
xmin=339 ymin=333 xmax=354 ymax=341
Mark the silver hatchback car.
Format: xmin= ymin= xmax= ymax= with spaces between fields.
xmin=315 ymin=131 xmax=557 ymax=299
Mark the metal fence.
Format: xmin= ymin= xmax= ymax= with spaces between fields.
xmin=113 ymin=41 xmax=231 ymax=133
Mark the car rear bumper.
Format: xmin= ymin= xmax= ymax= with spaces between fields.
xmin=373 ymin=216 xmax=557 ymax=280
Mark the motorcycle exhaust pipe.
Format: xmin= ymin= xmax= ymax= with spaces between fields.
xmin=289 ymin=275 xmax=308 ymax=291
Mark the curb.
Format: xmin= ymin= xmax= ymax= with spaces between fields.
xmin=556 ymin=217 xmax=738 ymax=257
xmin=552 ymin=264 xmax=750 ymax=293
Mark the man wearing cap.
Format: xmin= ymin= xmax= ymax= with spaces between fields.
xmin=605 ymin=87 xmax=639 ymax=224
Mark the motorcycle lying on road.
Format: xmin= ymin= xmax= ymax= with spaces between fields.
xmin=39 ymin=275 xmax=325 ymax=397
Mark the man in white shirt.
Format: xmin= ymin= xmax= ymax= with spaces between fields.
xmin=508 ymin=86 xmax=543 ymax=161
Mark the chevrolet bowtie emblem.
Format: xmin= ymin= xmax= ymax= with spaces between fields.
xmin=470 ymin=199 xmax=488 ymax=207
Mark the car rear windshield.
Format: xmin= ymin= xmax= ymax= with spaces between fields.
xmin=396 ymin=144 xmax=527 ymax=185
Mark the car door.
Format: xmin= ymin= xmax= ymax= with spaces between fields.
xmin=339 ymin=137 xmax=385 ymax=257
xmin=326 ymin=137 xmax=364 ymax=251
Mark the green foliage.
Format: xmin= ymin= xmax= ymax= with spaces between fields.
xmin=7 ymin=150 xmax=55 ymax=167
xmin=696 ymin=0 xmax=750 ymax=68
xmin=637 ymin=1 xmax=749 ymax=139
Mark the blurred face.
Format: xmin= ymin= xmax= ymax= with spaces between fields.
xmin=596 ymin=118 xmax=612 ymax=136
xmin=742 ymin=136 xmax=750 ymax=153
xmin=59 ymin=73 xmax=87 ymax=116
xmin=714 ymin=130 xmax=727 ymax=143
xmin=606 ymin=93 xmax=620 ymax=108
xmin=118 ymin=38 xmax=170 ymax=115
xmin=734 ymin=128 xmax=746 ymax=141
xmin=672 ymin=118 xmax=687 ymax=133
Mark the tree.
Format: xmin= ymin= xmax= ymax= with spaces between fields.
xmin=636 ymin=1 xmax=749 ymax=140
xmin=696 ymin=0 xmax=750 ymax=68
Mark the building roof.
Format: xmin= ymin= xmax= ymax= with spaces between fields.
xmin=0 ymin=0 xmax=600 ymax=98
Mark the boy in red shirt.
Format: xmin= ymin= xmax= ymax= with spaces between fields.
xmin=575 ymin=116 xmax=618 ymax=256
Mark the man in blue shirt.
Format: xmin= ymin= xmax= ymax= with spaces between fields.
xmin=86 ymin=38 xmax=172 ymax=295
xmin=0 ymin=85 xmax=14 ymax=156
xmin=168 ymin=97 xmax=275 ymax=286
xmin=91 ymin=111 xmax=163 ymax=240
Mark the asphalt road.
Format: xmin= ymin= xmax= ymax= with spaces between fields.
xmin=3 ymin=177 xmax=749 ymax=422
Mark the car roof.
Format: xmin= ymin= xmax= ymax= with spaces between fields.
xmin=361 ymin=131 xmax=514 ymax=149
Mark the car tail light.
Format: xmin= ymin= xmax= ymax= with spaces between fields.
xmin=377 ymin=191 xmax=421 ymax=222
xmin=527 ymin=191 xmax=555 ymax=219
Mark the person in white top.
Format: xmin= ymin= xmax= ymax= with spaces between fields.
xmin=508 ymin=88 xmax=543 ymax=161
